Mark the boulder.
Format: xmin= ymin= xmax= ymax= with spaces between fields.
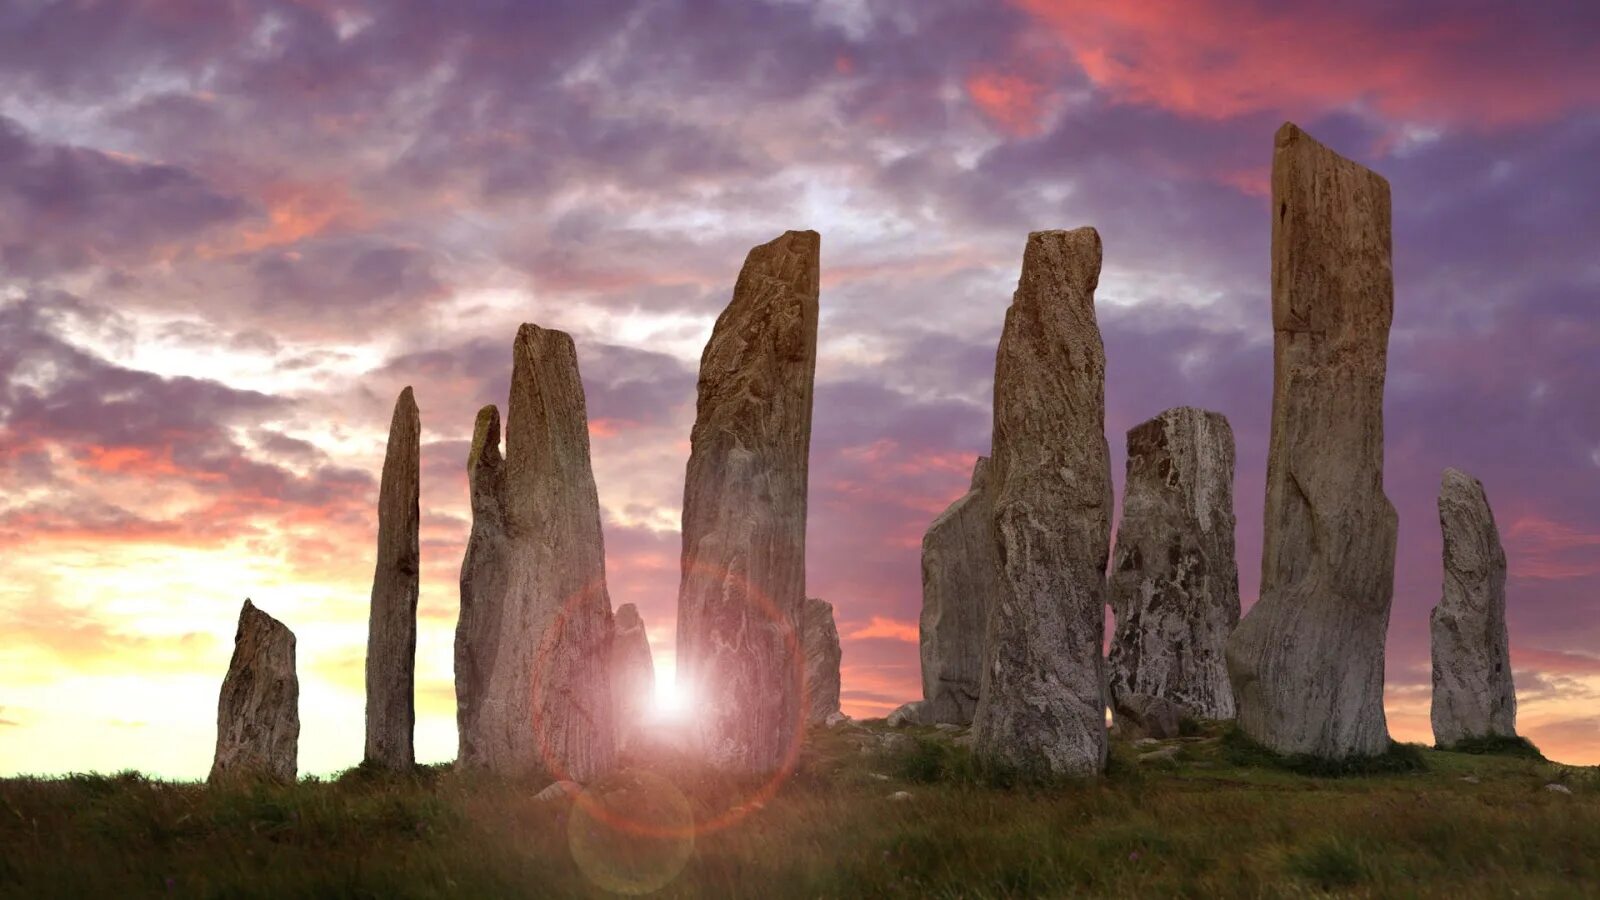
xmin=364 ymin=386 xmax=420 ymax=771
xmin=611 ymin=603 xmax=655 ymax=751
xmin=1226 ymin=123 xmax=1398 ymax=759
xmin=1431 ymin=468 xmax=1517 ymax=747
xmin=1113 ymin=693 xmax=1187 ymax=741
xmin=1107 ymin=407 xmax=1238 ymax=720
xmin=210 ymin=600 xmax=299 ymax=784
xmin=802 ymin=597 xmax=843 ymax=725
xmin=675 ymin=230 xmax=819 ymax=772
xmin=454 ymin=325 xmax=616 ymax=781
xmin=919 ymin=457 xmax=996 ymax=725
xmin=886 ymin=700 xmax=930 ymax=728
xmin=971 ymin=228 xmax=1112 ymax=778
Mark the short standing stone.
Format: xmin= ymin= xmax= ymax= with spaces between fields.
xmin=802 ymin=597 xmax=842 ymax=725
xmin=676 ymin=230 xmax=819 ymax=773
xmin=210 ymin=599 xmax=299 ymax=784
xmin=919 ymin=457 xmax=996 ymax=726
xmin=971 ymin=228 xmax=1113 ymax=778
xmin=365 ymin=386 xmax=420 ymax=771
xmin=1226 ymin=122 xmax=1398 ymax=759
xmin=611 ymin=603 xmax=655 ymax=750
xmin=455 ymin=325 xmax=616 ymax=781
xmin=1107 ymin=407 xmax=1238 ymax=721
xmin=887 ymin=701 xmax=930 ymax=728
xmin=1431 ymin=468 xmax=1517 ymax=747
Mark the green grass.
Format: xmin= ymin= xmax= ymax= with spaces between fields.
xmin=1440 ymin=733 xmax=1547 ymax=760
xmin=1 ymin=721 xmax=1594 ymax=898
xmin=1220 ymin=724 xmax=1429 ymax=776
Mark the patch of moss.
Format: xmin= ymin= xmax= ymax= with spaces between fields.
xmin=1438 ymin=734 xmax=1545 ymax=760
xmin=1221 ymin=725 xmax=1427 ymax=776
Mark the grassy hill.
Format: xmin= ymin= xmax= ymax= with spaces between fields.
xmin=1 ymin=721 xmax=1595 ymax=898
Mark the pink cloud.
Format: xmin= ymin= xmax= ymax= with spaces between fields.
xmin=846 ymin=616 xmax=920 ymax=644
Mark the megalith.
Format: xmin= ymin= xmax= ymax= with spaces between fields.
xmin=365 ymin=386 xmax=420 ymax=770
xmin=919 ymin=456 xmax=996 ymax=725
xmin=210 ymin=599 xmax=299 ymax=784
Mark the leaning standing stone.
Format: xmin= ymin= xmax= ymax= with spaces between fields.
xmin=802 ymin=597 xmax=843 ymax=725
xmin=676 ymin=230 xmax=819 ymax=772
xmin=971 ymin=228 xmax=1113 ymax=778
xmin=210 ymin=599 xmax=299 ymax=784
xmin=1431 ymin=468 xmax=1517 ymax=747
xmin=455 ymin=325 xmax=616 ymax=781
xmin=1226 ymin=122 xmax=1398 ymax=759
xmin=1107 ymin=407 xmax=1238 ymax=721
xmin=919 ymin=457 xmax=996 ymax=726
xmin=611 ymin=603 xmax=655 ymax=750
xmin=364 ymin=386 xmax=420 ymax=770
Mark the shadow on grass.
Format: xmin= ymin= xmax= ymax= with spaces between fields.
xmin=1221 ymin=726 xmax=1427 ymax=776
xmin=1437 ymin=734 xmax=1545 ymax=760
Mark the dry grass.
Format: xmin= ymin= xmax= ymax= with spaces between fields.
xmin=1 ymin=722 xmax=1595 ymax=898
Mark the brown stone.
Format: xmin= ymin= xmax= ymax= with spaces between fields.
xmin=1226 ymin=122 xmax=1398 ymax=758
xmin=676 ymin=230 xmax=819 ymax=772
xmin=210 ymin=599 xmax=298 ymax=784
xmin=611 ymin=603 xmax=655 ymax=750
xmin=364 ymin=386 xmax=420 ymax=770
xmin=802 ymin=597 xmax=842 ymax=725
xmin=971 ymin=228 xmax=1112 ymax=777
xmin=919 ymin=457 xmax=996 ymax=726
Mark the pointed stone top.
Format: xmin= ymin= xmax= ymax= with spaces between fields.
xmin=805 ymin=596 xmax=832 ymax=614
xmin=515 ymin=322 xmax=576 ymax=353
xmin=615 ymin=603 xmax=644 ymax=630
xmin=1442 ymin=467 xmax=1483 ymax=493
xmin=1275 ymin=121 xmax=1304 ymax=147
xmin=1274 ymin=121 xmax=1390 ymax=191
xmin=397 ymin=385 xmax=416 ymax=407
xmin=236 ymin=598 xmax=292 ymax=642
xmin=970 ymin=455 xmax=990 ymax=490
xmin=469 ymin=404 xmax=500 ymax=468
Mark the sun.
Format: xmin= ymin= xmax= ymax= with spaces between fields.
xmin=652 ymin=675 xmax=689 ymax=722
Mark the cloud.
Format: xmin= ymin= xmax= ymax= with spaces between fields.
xmin=846 ymin=616 xmax=920 ymax=643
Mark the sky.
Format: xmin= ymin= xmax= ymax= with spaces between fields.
xmin=0 ymin=0 xmax=1597 ymax=777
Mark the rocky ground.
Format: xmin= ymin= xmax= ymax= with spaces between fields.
xmin=1 ymin=720 xmax=1595 ymax=898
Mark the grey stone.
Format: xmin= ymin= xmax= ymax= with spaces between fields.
xmin=886 ymin=701 xmax=930 ymax=728
xmin=534 ymin=780 xmax=583 ymax=802
xmin=889 ymin=791 xmax=912 ymax=802
xmin=454 ymin=325 xmax=616 ymax=781
xmin=1226 ymin=123 xmax=1398 ymax=759
xmin=1544 ymin=783 xmax=1573 ymax=795
xmin=1138 ymin=746 xmax=1181 ymax=764
xmin=919 ymin=457 xmax=996 ymax=726
xmin=611 ymin=603 xmax=655 ymax=751
xmin=676 ymin=230 xmax=819 ymax=773
xmin=210 ymin=600 xmax=298 ymax=784
xmin=364 ymin=386 xmax=420 ymax=771
xmin=1113 ymin=692 xmax=1187 ymax=740
xmin=971 ymin=228 xmax=1112 ymax=778
xmin=802 ymin=597 xmax=842 ymax=725
xmin=1108 ymin=407 xmax=1238 ymax=721
xmin=1431 ymin=468 xmax=1517 ymax=747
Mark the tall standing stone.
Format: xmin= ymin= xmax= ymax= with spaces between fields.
xmin=1107 ymin=407 xmax=1239 ymax=721
xmin=801 ymin=597 xmax=842 ymax=725
xmin=455 ymin=325 xmax=616 ymax=781
xmin=610 ymin=603 xmax=655 ymax=750
xmin=919 ymin=456 xmax=996 ymax=725
xmin=365 ymin=386 xmax=420 ymax=770
xmin=1226 ymin=123 xmax=1398 ymax=758
xmin=1431 ymin=468 xmax=1516 ymax=747
xmin=210 ymin=599 xmax=299 ymax=784
xmin=971 ymin=228 xmax=1112 ymax=777
xmin=676 ymin=230 xmax=819 ymax=773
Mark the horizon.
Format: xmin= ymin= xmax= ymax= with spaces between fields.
xmin=2 ymin=0 xmax=1598 ymax=777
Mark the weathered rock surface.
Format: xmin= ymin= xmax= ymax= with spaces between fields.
xmin=676 ymin=230 xmax=819 ymax=773
xmin=455 ymin=325 xmax=616 ymax=781
xmin=802 ymin=597 xmax=842 ymax=725
xmin=1107 ymin=407 xmax=1239 ymax=721
xmin=364 ymin=386 xmax=420 ymax=771
xmin=971 ymin=228 xmax=1112 ymax=777
xmin=1431 ymin=468 xmax=1517 ymax=747
xmin=1113 ymin=693 xmax=1187 ymax=741
xmin=919 ymin=456 xmax=996 ymax=726
xmin=1226 ymin=122 xmax=1398 ymax=759
xmin=210 ymin=599 xmax=299 ymax=784
xmin=611 ymin=603 xmax=655 ymax=750
xmin=887 ymin=701 xmax=931 ymax=728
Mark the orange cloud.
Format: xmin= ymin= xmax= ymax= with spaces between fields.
xmin=846 ymin=616 xmax=919 ymax=643
xmin=966 ymin=69 xmax=1051 ymax=137
xmin=1008 ymin=0 xmax=1600 ymax=128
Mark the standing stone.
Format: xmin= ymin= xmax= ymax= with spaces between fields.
xmin=676 ymin=230 xmax=819 ymax=773
xmin=364 ymin=386 xmax=420 ymax=770
xmin=210 ymin=599 xmax=298 ymax=784
xmin=455 ymin=325 xmax=616 ymax=781
xmin=610 ymin=603 xmax=655 ymax=750
xmin=919 ymin=456 xmax=996 ymax=725
xmin=971 ymin=228 xmax=1112 ymax=778
xmin=1226 ymin=122 xmax=1398 ymax=759
xmin=1107 ymin=408 xmax=1238 ymax=721
xmin=801 ymin=597 xmax=842 ymax=725
xmin=1431 ymin=468 xmax=1516 ymax=747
